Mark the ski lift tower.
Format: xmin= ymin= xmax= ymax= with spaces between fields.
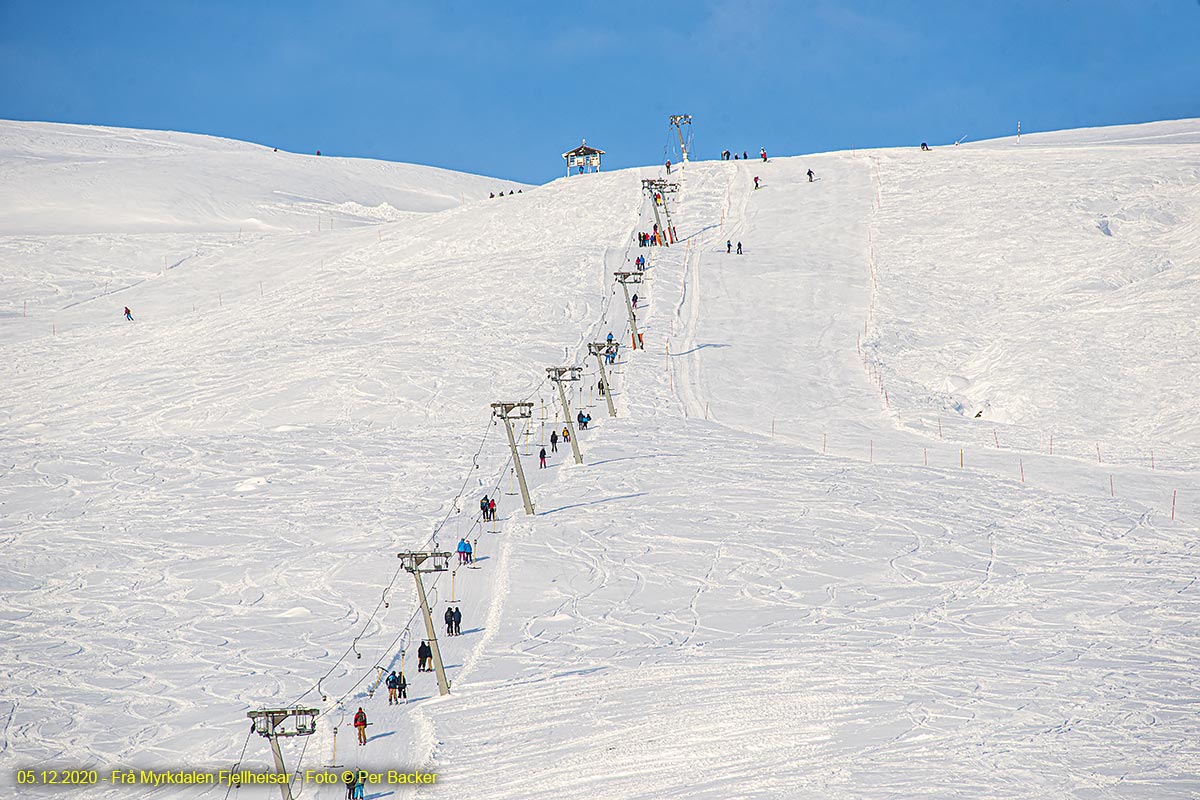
xmin=396 ymin=550 xmax=453 ymax=697
xmin=613 ymin=272 xmax=644 ymax=349
xmin=643 ymin=178 xmax=679 ymax=244
xmin=669 ymin=115 xmax=693 ymax=166
xmin=546 ymin=366 xmax=584 ymax=464
xmin=587 ymin=342 xmax=619 ymax=418
xmin=245 ymin=707 xmax=319 ymax=800
xmin=491 ymin=402 xmax=535 ymax=515
xmin=563 ymin=139 xmax=605 ymax=177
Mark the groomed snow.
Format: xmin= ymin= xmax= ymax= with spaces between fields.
xmin=1 ymin=119 xmax=1197 ymax=799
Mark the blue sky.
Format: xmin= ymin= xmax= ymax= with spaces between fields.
xmin=2 ymin=0 xmax=1197 ymax=183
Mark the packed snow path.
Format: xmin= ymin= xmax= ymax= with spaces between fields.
xmin=2 ymin=120 xmax=1198 ymax=798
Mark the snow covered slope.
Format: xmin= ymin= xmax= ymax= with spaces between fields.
xmin=1 ymin=119 xmax=1198 ymax=799
xmin=0 ymin=121 xmax=518 ymax=235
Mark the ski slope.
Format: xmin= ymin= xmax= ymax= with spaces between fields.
xmin=1 ymin=119 xmax=1198 ymax=799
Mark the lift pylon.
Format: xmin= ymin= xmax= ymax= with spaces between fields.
xmin=588 ymin=342 xmax=618 ymax=418
xmin=546 ymin=366 xmax=584 ymax=464
xmin=491 ymin=402 xmax=534 ymax=515
xmin=246 ymin=707 xmax=319 ymax=800
xmin=397 ymin=550 xmax=453 ymax=696
xmin=613 ymin=271 xmax=644 ymax=350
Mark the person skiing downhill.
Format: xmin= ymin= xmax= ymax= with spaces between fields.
xmin=753 ymin=176 xmax=760 ymax=190
xmin=807 ymin=169 xmax=815 ymax=182
xmin=123 ymin=306 xmax=134 ymax=321
xmin=353 ymin=708 xmax=368 ymax=745
xmin=550 ymin=429 xmax=559 ymax=452
xmin=665 ymin=159 xmax=672 ymax=174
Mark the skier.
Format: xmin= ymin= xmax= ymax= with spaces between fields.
xmin=753 ymin=176 xmax=760 ymax=190
xmin=353 ymin=707 xmax=368 ymax=745
xmin=539 ymin=447 xmax=548 ymax=469
xmin=123 ymin=306 xmax=134 ymax=321
xmin=352 ymin=774 xmax=365 ymax=800
xmin=760 ymin=147 xmax=767 ymax=162
xmin=727 ymin=240 xmax=732 ymax=254
xmin=452 ymin=606 xmax=462 ymax=636
xmin=807 ymin=169 xmax=815 ymax=182
xmin=417 ymin=640 xmax=432 ymax=671
xmin=665 ymin=159 xmax=672 ymax=174
xmin=921 ymin=142 xmax=930 ymax=151
xmin=480 ymin=495 xmax=490 ymax=522
xmin=742 ymin=150 xmax=748 ymax=160
xmin=445 ymin=605 xmax=455 ymax=634
xmin=550 ymin=429 xmax=559 ymax=452
xmin=456 ymin=538 xmax=469 ymax=566
xmin=489 ymin=192 xmax=495 ymax=198
xmin=632 ymin=293 xmax=639 ymax=310
xmin=606 ymin=331 xmax=614 ymax=345
xmin=345 ymin=771 xmax=357 ymax=799
xmin=464 ymin=538 xmax=473 ymax=565
xmin=598 ymin=379 xmax=605 ymax=397
xmin=488 ymin=497 xmax=496 ymax=521
xmin=577 ymin=410 xmax=588 ymax=430
xmin=562 ymin=426 xmax=571 ymax=443
xmin=736 ymin=242 xmax=743 ymax=255
xmin=386 ymin=670 xmax=405 ymax=705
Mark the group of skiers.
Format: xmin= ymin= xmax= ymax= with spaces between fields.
xmin=726 ymin=240 xmax=743 ymax=255
xmin=542 ymin=426 xmax=572 ymax=466
xmin=577 ymin=410 xmax=592 ymax=430
xmin=719 ymin=148 xmax=767 ymax=161
xmin=638 ymin=230 xmax=660 ymax=247
xmin=480 ymin=494 xmax=497 ymax=521
xmin=416 ymin=640 xmax=434 ymax=671
xmin=456 ymin=537 xmax=474 ymax=565
xmin=386 ymin=670 xmax=407 ymax=704
xmin=489 ymin=189 xmax=522 ymax=198
xmin=444 ymin=605 xmax=464 ymax=636
xmin=605 ymin=332 xmax=619 ymax=363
